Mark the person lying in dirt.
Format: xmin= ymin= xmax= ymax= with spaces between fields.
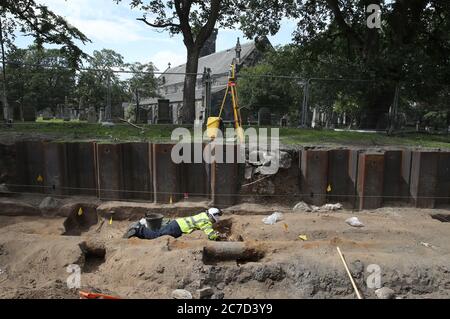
xmin=124 ymin=208 xmax=226 ymax=241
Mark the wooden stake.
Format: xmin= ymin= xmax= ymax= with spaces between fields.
xmin=336 ymin=246 xmax=363 ymax=299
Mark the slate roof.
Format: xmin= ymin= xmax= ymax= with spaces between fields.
xmin=140 ymin=85 xmax=227 ymax=106
xmin=160 ymin=41 xmax=256 ymax=87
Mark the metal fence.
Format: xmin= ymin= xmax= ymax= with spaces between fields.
xmin=1 ymin=60 xmax=449 ymax=133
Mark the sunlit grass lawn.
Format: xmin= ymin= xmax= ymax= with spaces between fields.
xmin=1 ymin=122 xmax=449 ymax=149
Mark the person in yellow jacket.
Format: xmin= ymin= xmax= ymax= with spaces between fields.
xmin=125 ymin=208 xmax=224 ymax=241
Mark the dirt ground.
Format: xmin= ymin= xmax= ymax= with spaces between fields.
xmin=0 ymin=200 xmax=449 ymax=299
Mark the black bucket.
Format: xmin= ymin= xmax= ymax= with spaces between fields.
xmin=145 ymin=213 xmax=164 ymax=231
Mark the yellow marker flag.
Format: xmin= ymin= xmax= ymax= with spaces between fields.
xmin=78 ymin=207 xmax=83 ymax=216
xmin=37 ymin=175 xmax=43 ymax=183
xmin=327 ymin=184 xmax=332 ymax=193
xmin=109 ymin=216 xmax=113 ymax=225
xmin=298 ymin=235 xmax=308 ymax=241
xmin=169 ymin=196 xmax=173 ymax=204
xmin=283 ymin=223 xmax=289 ymax=232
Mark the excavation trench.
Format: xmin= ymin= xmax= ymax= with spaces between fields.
xmin=78 ymin=241 xmax=106 ymax=273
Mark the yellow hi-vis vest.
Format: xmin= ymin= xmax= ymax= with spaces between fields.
xmin=176 ymin=212 xmax=219 ymax=240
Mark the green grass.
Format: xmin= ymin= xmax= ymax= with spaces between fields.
xmin=279 ymin=128 xmax=450 ymax=149
xmin=1 ymin=122 xmax=449 ymax=149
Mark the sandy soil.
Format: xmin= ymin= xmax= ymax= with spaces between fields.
xmin=0 ymin=206 xmax=449 ymax=299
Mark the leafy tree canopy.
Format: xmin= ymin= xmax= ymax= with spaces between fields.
xmin=1 ymin=0 xmax=90 ymax=66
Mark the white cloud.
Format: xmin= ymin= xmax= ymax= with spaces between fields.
xmin=66 ymin=16 xmax=174 ymax=44
xmin=39 ymin=0 xmax=174 ymax=44
xmin=149 ymin=50 xmax=186 ymax=72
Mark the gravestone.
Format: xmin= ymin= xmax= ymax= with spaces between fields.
xmin=172 ymin=104 xmax=179 ymax=125
xmin=137 ymin=108 xmax=149 ymax=124
xmin=280 ymin=114 xmax=288 ymax=127
xmin=79 ymin=109 xmax=87 ymax=121
xmin=70 ymin=108 xmax=79 ymax=121
xmin=112 ymin=103 xmax=124 ymax=120
xmin=87 ymin=107 xmax=97 ymax=123
xmin=55 ymin=105 xmax=63 ymax=119
xmin=63 ymin=107 xmax=71 ymax=121
xmin=258 ymin=107 xmax=271 ymax=126
xmin=22 ymin=105 xmax=36 ymax=122
xmin=41 ymin=107 xmax=53 ymax=120
xmin=98 ymin=107 xmax=105 ymax=123
xmin=157 ymin=99 xmax=171 ymax=124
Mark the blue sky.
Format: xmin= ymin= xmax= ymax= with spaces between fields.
xmin=15 ymin=0 xmax=297 ymax=71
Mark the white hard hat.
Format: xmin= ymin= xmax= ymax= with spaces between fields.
xmin=207 ymin=207 xmax=222 ymax=222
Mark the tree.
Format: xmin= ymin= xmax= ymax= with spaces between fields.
xmin=127 ymin=62 xmax=159 ymax=98
xmin=1 ymin=0 xmax=90 ymax=120
xmin=6 ymin=45 xmax=77 ymax=113
xmin=239 ymin=0 xmax=450 ymax=129
xmin=239 ymin=63 xmax=298 ymax=115
xmin=77 ymin=49 xmax=128 ymax=113
xmin=117 ymin=0 xmax=238 ymax=124
xmin=126 ymin=62 xmax=159 ymax=123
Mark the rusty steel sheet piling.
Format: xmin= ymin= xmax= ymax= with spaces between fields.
xmin=327 ymin=149 xmax=356 ymax=205
xmin=357 ymin=152 xmax=385 ymax=210
xmin=43 ymin=142 xmax=66 ymax=196
xmin=96 ymin=143 xmax=122 ymax=200
xmin=436 ymin=152 xmax=450 ymax=206
xmin=383 ymin=150 xmax=412 ymax=203
xmin=122 ymin=142 xmax=153 ymax=201
xmin=152 ymin=143 xmax=181 ymax=204
xmin=348 ymin=150 xmax=361 ymax=209
xmin=14 ymin=141 xmax=45 ymax=193
xmin=300 ymin=150 xmax=329 ymax=206
xmin=0 ymin=143 xmax=16 ymax=187
xmin=180 ymin=143 xmax=210 ymax=199
xmin=410 ymin=151 xmax=439 ymax=208
xmin=65 ymin=142 xmax=97 ymax=196
xmin=210 ymin=144 xmax=243 ymax=207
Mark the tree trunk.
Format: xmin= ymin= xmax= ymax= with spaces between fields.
xmin=0 ymin=16 xmax=10 ymax=121
xmin=181 ymin=48 xmax=200 ymax=124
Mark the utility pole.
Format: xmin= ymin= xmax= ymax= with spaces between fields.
xmin=203 ymin=67 xmax=212 ymax=121
xmin=135 ymin=88 xmax=140 ymax=124
xmin=105 ymin=71 xmax=112 ymax=122
xmin=300 ymin=79 xmax=310 ymax=128
xmin=388 ymin=84 xmax=400 ymax=135
xmin=0 ymin=16 xmax=10 ymax=122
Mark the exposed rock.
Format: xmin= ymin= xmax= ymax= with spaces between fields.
xmin=248 ymin=150 xmax=265 ymax=166
xmin=278 ymin=151 xmax=292 ymax=169
xmin=375 ymin=287 xmax=396 ymax=299
xmin=172 ymin=289 xmax=193 ymax=299
xmin=253 ymin=179 xmax=275 ymax=195
xmin=39 ymin=197 xmax=61 ymax=215
xmin=196 ymin=287 xmax=214 ymax=299
xmin=345 ymin=217 xmax=365 ymax=227
xmin=321 ymin=203 xmax=343 ymax=211
xmin=244 ymin=165 xmax=254 ymax=180
xmin=216 ymin=283 xmax=225 ymax=290
xmin=350 ymin=260 xmax=364 ymax=279
xmin=212 ymin=292 xmax=225 ymax=299
xmin=294 ymin=202 xmax=343 ymax=213
xmin=293 ymin=201 xmax=312 ymax=212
